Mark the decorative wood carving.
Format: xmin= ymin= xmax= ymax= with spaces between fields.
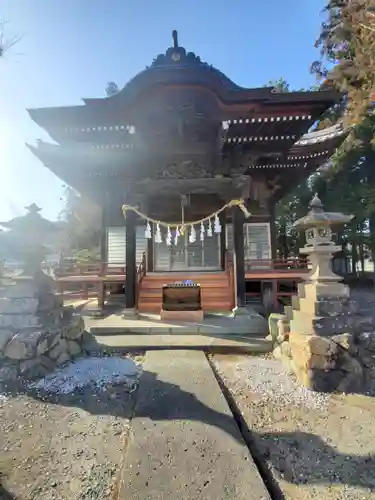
xmin=155 ymin=160 xmax=213 ymax=179
xmin=137 ymin=100 xmax=217 ymax=147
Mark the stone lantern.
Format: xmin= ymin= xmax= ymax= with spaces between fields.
xmin=274 ymin=194 xmax=374 ymax=393
xmin=0 ymin=205 xmax=85 ymax=384
xmin=0 ymin=203 xmax=58 ymax=280
xmin=293 ymin=193 xmax=353 ymax=301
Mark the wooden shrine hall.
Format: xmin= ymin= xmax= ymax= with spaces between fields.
xmin=27 ymin=31 xmax=347 ymax=314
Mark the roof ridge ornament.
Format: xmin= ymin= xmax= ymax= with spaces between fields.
xmin=172 ymin=29 xmax=179 ymax=49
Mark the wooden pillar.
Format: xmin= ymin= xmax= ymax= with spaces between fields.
xmin=219 ymin=211 xmax=226 ymax=270
xmin=269 ymin=203 xmax=277 ymax=260
xmin=100 ymin=206 xmax=107 ymax=263
xmin=147 ymin=237 xmax=154 ymax=272
xmin=232 ymin=206 xmax=246 ymax=308
xmin=125 ymin=210 xmax=137 ymax=309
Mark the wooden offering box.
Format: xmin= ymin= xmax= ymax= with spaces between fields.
xmin=160 ymin=282 xmax=203 ymax=322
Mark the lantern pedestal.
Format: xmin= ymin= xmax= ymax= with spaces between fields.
xmin=273 ymin=195 xmax=375 ymax=393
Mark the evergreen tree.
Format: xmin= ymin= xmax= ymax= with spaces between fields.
xmin=58 ymin=187 xmax=102 ymax=261
xmin=312 ymin=0 xmax=375 ymax=127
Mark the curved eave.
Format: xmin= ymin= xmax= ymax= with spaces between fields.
xmin=0 ymin=216 xmax=58 ymax=232
xmin=289 ymin=124 xmax=349 ymax=156
xmin=27 ymin=142 xmax=138 ymax=185
xmin=27 ymin=104 xmax=130 ymax=133
xmin=28 ymin=85 xmax=342 ymax=134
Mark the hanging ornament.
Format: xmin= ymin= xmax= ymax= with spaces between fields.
xmin=174 ymin=227 xmax=180 ymax=246
xmin=155 ymin=223 xmax=162 ymax=244
xmin=189 ymin=224 xmax=196 ymax=244
xmin=207 ymin=218 xmax=213 ymax=237
xmin=214 ymin=213 xmax=222 ymax=233
xmin=145 ymin=221 xmax=152 ymax=239
xmin=200 ymin=221 xmax=205 ymax=241
xmin=166 ymin=226 xmax=172 ymax=247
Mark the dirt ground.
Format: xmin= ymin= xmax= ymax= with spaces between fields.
xmin=0 ymin=357 xmax=142 ymax=500
xmin=214 ymin=354 xmax=375 ymax=500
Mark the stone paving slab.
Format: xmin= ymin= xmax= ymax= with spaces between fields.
xmin=119 ymin=350 xmax=270 ymax=500
xmin=85 ymin=311 xmax=268 ymax=336
xmin=86 ymin=334 xmax=272 ymax=354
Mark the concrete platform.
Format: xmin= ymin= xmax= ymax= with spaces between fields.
xmin=119 ymin=350 xmax=270 ymax=499
xmin=85 ymin=309 xmax=268 ymax=336
xmin=85 ymin=333 xmax=273 ymax=354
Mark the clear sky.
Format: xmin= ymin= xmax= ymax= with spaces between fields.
xmin=0 ymin=0 xmax=326 ymax=221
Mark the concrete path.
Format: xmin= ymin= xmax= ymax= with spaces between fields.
xmin=119 ymin=350 xmax=270 ymax=499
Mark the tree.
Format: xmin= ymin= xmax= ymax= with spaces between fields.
xmin=268 ymin=77 xmax=374 ymax=274
xmin=58 ymin=187 xmax=102 ymax=261
xmin=0 ymin=20 xmax=21 ymax=58
xmin=312 ymin=0 xmax=375 ymax=127
xmin=265 ymin=78 xmax=290 ymax=92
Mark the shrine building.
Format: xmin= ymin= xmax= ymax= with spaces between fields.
xmin=27 ymin=31 xmax=347 ymax=314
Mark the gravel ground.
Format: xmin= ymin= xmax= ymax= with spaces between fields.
xmin=0 ymin=354 xmax=143 ymax=500
xmin=213 ymin=354 xmax=375 ymax=500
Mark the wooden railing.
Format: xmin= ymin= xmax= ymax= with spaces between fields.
xmin=245 ymin=257 xmax=308 ymax=273
xmin=55 ymin=261 xmax=126 ymax=278
xmin=135 ymin=252 xmax=147 ymax=308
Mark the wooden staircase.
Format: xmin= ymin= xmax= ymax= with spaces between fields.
xmin=137 ymin=272 xmax=234 ymax=314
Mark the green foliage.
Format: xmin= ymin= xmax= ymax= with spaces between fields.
xmin=265 ymin=78 xmax=290 ymax=92
xmin=58 ymin=187 xmax=102 ymax=258
xmin=73 ymin=248 xmax=100 ymax=264
xmin=271 ymin=72 xmax=375 ymax=272
xmin=312 ymin=0 xmax=375 ymax=127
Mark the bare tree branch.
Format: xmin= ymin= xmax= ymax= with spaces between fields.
xmin=0 ymin=20 xmax=21 ymax=58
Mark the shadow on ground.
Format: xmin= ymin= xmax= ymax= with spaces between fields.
xmin=0 ymin=484 xmax=18 ymax=500
xmin=3 ymin=369 xmax=375 ymax=492
xmin=254 ymin=430 xmax=375 ymax=489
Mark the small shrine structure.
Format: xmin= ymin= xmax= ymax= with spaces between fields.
xmin=27 ymin=31 xmax=348 ymax=314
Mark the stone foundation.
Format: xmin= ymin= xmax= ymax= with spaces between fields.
xmin=0 ymin=278 xmax=86 ymax=385
xmin=273 ymin=311 xmax=375 ymax=393
xmin=0 ymin=313 xmax=85 ymax=383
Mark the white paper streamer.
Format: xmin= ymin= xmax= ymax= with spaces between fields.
xmin=174 ymin=227 xmax=180 ymax=246
xmin=166 ymin=226 xmax=172 ymax=246
xmin=189 ymin=225 xmax=196 ymax=243
xmin=207 ymin=218 xmax=213 ymax=237
xmin=145 ymin=221 xmax=152 ymax=239
xmin=214 ymin=214 xmax=221 ymax=233
xmin=200 ymin=221 xmax=205 ymax=241
xmin=155 ymin=223 xmax=162 ymax=243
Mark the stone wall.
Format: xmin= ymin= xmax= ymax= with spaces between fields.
xmin=271 ymin=307 xmax=375 ymax=393
xmin=0 ymin=278 xmax=85 ymax=385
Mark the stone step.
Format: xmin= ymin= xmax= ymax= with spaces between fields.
xmin=87 ymin=317 xmax=268 ymax=336
xmin=84 ymin=333 xmax=272 ymax=355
